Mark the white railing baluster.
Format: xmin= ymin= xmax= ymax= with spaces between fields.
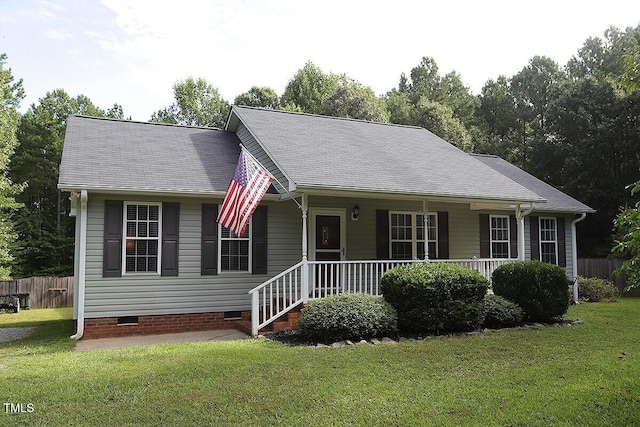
xmin=248 ymin=258 xmax=512 ymax=336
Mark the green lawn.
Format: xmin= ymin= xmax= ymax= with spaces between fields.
xmin=1 ymin=301 xmax=639 ymax=426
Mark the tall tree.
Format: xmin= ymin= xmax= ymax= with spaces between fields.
xmin=281 ymin=62 xmax=388 ymax=121
xmin=320 ymin=76 xmax=389 ymax=122
xmin=386 ymin=57 xmax=476 ymax=150
xmin=0 ymin=54 xmax=24 ymax=279
xmin=281 ymin=62 xmax=337 ymax=114
xmin=151 ymin=77 xmax=229 ymax=128
xmin=234 ymin=86 xmax=279 ymax=109
xmin=474 ymin=76 xmax=520 ymax=162
xmin=11 ymin=90 xmax=124 ymax=277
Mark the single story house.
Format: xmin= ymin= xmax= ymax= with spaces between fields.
xmin=58 ymin=106 xmax=595 ymax=338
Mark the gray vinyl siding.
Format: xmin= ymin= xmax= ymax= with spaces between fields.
xmin=525 ymin=214 xmax=574 ymax=277
xmin=308 ymin=196 xmax=481 ymax=260
xmin=235 ymin=122 xmax=291 ymax=194
xmin=83 ymin=193 xmax=301 ymax=318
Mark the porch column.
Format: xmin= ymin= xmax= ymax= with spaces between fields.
xmin=516 ymin=205 xmax=525 ymax=261
xmin=301 ymin=193 xmax=309 ymax=303
xmin=423 ymin=200 xmax=429 ymax=260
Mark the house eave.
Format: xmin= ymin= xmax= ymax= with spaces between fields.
xmin=56 ymin=184 xmax=281 ymax=201
xmin=293 ymin=184 xmax=546 ymax=206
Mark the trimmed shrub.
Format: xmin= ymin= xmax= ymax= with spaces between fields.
xmin=298 ymin=293 xmax=397 ymax=343
xmin=578 ymin=276 xmax=619 ymax=302
xmin=380 ymin=262 xmax=489 ymax=334
xmin=483 ymin=294 xmax=524 ymax=329
xmin=492 ymin=261 xmax=570 ymax=322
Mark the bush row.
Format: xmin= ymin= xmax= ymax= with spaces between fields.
xmin=298 ymin=261 xmax=575 ymax=342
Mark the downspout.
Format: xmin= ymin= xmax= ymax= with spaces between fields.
xmin=70 ymin=190 xmax=88 ymax=340
xmin=571 ymin=213 xmax=587 ymax=303
xmin=516 ymin=204 xmax=535 ymax=261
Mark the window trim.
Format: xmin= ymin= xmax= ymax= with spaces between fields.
xmin=490 ymin=215 xmax=511 ymax=259
xmin=217 ymin=219 xmax=253 ymax=274
xmin=389 ymin=211 xmax=437 ymax=260
xmin=122 ymin=201 xmax=162 ymax=275
xmin=539 ymin=217 xmax=558 ymax=265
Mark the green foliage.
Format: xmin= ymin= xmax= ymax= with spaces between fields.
xmin=411 ymin=97 xmax=472 ymax=150
xmin=10 ymin=89 xmax=121 ymax=277
xmin=151 ymin=77 xmax=230 ymax=128
xmin=298 ymin=293 xmax=398 ymax=342
xmin=492 ymin=261 xmax=570 ymax=322
xmin=385 ymin=56 xmax=477 ymax=149
xmin=380 ymin=262 xmax=489 ymax=333
xmin=577 ymin=276 xmax=619 ymax=302
xmin=613 ymin=180 xmax=640 ymax=290
xmin=482 ymin=294 xmax=524 ymax=329
xmin=0 ymin=54 xmax=25 ymax=279
xmin=234 ymin=86 xmax=279 ymax=109
xmin=281 ymin=61 xmax=337 ymax=114
xmin=320 ymin=76 xmax=389 ymax=122
xmin=619 ymin=53 xmax=640 ymax=91
xmin=281 ymin=62 xmax=388 ymax=121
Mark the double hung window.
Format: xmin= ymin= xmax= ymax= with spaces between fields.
xmin=219 ymin=223 xmax=251 ymax=272
xmin=390 ymin=212 xmax=437 ymax=259
xmin=490 ymin=216 xmax=510 ymax=258
xmin=539 ymin=218 xmax=558 ymax=264
xmin=124 ymin=203 xmax=161 ymax=274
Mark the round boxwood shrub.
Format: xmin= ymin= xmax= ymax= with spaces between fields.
xmin=578 ymin=276 xmax=619 ymax=302
xmin=492 ymin=261 xmax=570 ymax=322
xmin=298 ymin=293 xmax=397 ymax=343
xmin=483 ymin=294 xmax=524 ymax=329
xmin=380 ymin=262 xmax=489 ymax=334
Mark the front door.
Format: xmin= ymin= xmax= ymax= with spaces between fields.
xmin=310 ymin=209 xmax=346 ymax=295
xmin=315 ymin=215 xmax=342 ymax=261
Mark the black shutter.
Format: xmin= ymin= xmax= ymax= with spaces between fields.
xmin=252 ymin=206 xmax=268 ymax=274
xmin=557 ymin=217 xmax=566 ymax=267
xmin=437 ymin=212 xmax=449 ymax=259
xmin=201 ymin=204 xmax=218 ymax=275
xmin=376 ymin=210 xmax=389 ymax=259
xmin=530 ymin=216 xmax=540 ymax=261
xmin=509 ymin=215 xmax=518 ymax=259
xmin=161 ymin=203 xmax=179 ymax=276
xmin=103 ymin=200 xmax=123 ymax=277
xmin=479 ymin=214 xmax=490 ymax=258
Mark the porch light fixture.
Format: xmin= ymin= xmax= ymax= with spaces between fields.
xmin=351 ymin=203 xmax=360 ymax=221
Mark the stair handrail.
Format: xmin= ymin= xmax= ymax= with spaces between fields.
xmin=248 ymin=261 xmax=305 ymax=336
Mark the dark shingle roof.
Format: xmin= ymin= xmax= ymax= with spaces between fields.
xmin=59 ymin=116 xmax=241 ymax=194
xmin=229 ymin=106 xmax=545 ymax=203
xmin=472 ymin=154 xmax=595 ymax=213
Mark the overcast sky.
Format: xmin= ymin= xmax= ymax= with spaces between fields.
xmin=1 ymin=0 xmax=640 ymax=121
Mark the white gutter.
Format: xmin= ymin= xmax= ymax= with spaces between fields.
xmin=571 ymin=213 xmax=588 ymax=302
xmin=516 ymin=204 xmax=535 ymax=261
xmin=70 ymin=190 xmax=88 ymax=340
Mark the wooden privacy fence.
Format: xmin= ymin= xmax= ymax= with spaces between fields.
xmin=577 ymin=258 xmax=640 ymax=297
xmin=0 ymin=277 xmax=74 ymax=309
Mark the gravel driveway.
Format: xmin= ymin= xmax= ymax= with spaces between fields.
xmin=0 ymin=327 xmax=36 ymax=343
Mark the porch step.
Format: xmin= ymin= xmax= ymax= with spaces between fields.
xmin=235 ymin=305 xmax=303 ymax=335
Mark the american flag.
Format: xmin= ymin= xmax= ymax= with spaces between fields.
xmin=216 ymin=149 xmax=273 ymax=237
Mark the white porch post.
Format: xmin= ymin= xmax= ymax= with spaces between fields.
xmin=301 ymin=193 xmax=309 ymax=303
xmin=423 ymin=200 xmax=429 ymax=260
xmin=516 ymin=205 xmax=526 ymax=261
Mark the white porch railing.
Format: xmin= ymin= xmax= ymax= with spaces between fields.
xmin=248 ymin=258 xmax=513 ymax=336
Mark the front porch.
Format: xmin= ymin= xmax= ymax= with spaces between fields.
xmin=248 ymin=258 xmax=512 ymax=336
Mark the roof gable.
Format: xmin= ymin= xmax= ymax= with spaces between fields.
xmin=228 ymin=106 xmax=545 ymax=203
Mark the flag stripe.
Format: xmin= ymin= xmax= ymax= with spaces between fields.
xmin=216 ymin=150 xmax=273 ymax=237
